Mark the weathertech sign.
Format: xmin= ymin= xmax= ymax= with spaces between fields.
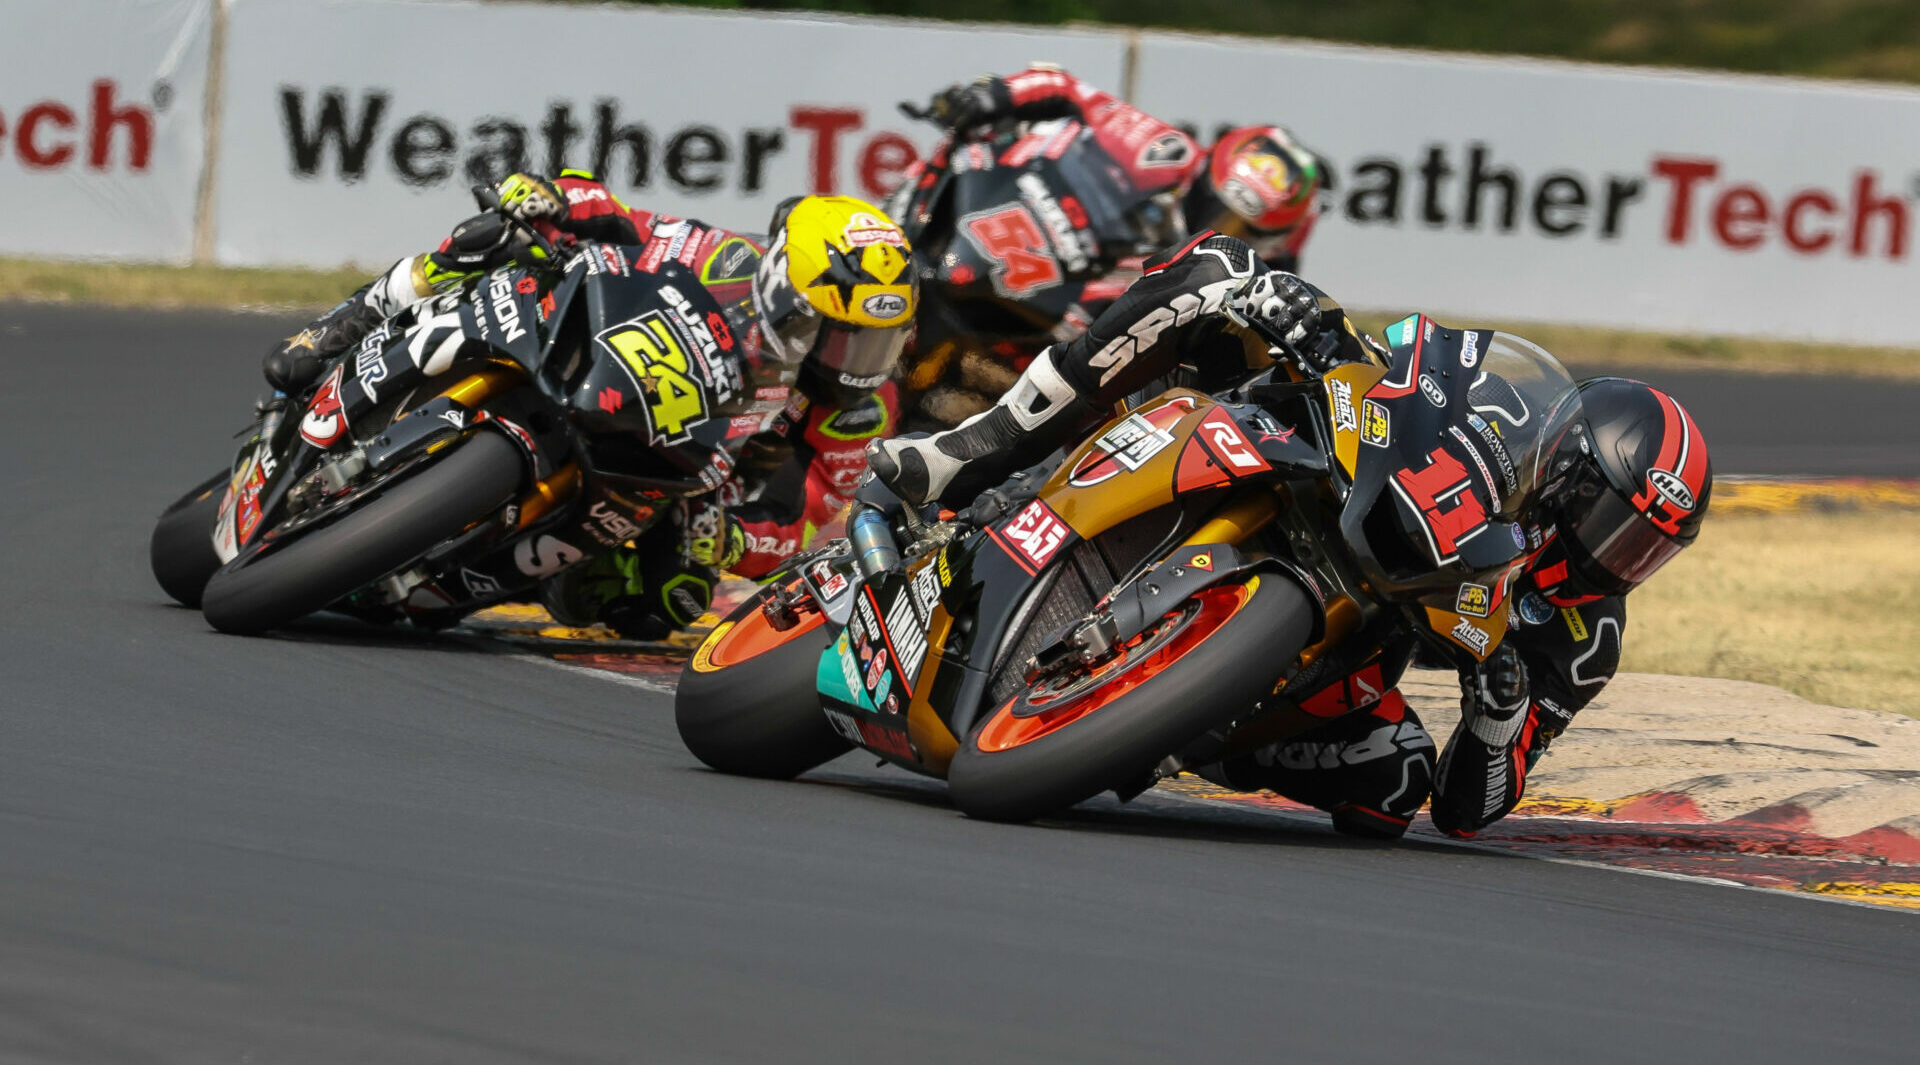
xmin=8 ymin=0 xmax=1920 ymax=345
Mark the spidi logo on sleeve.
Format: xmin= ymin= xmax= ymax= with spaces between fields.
xmin=276 ymin=88 xmax=928 ymax=201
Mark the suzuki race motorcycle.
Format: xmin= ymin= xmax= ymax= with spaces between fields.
xmin=883 ymin=109 xmax=1190 ymax=431
xmin=676 ymin=319 xmax=1581 ymax=822
xmin=150 ymin=189 xmax=772 ymax=635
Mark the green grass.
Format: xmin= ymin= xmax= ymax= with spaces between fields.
xmin=7 ymin=256 xmax=1918 ymax=380
xmin=0 ymin=257 xmax=365 ymax=313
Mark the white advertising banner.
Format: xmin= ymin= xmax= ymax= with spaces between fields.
xmin=1134 ymin=34 xmax=1920 ymax=345
xmin=0 ymin=0 xmax=212 ymax=262
xmin=214 ymin=0 xmax=1125 ymax=269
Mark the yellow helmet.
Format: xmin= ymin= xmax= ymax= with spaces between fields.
xmin=755 ymin=195 xmax=918 ymax=405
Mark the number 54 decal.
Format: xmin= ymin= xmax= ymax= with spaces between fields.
xmin=598 ymin=312 xmax=708 ymax=442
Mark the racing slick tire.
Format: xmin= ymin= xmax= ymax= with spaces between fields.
xmin=949 ymin=573 xmax=1313 ymax=823
xmin=676 ymin=595 xmax=849 ymax=779
xmin=200 ymin=432 xmax=522 ymax=635
xmin=150 ymin=471 xmax=227 ymax=608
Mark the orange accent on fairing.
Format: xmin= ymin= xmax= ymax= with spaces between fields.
xmin=1423 ymin=603 xmax=1512 ymax=662
xmin=906 ymin=603 xmax=961 ymax=775
xmin=511 ymin=463 xmax=582 ymax=529
xmin=440 ymin=364 xmax=525 ymax=409
xmin=689 ymin=604 xmax=826 ymax=673
xmin=1278 ymin=594 xmax=1362 ymax=690
xmin=973 ymin=578 xmax=1258 ymax=753
xmin=1180 ymin=489 xmax=1280 ymax=548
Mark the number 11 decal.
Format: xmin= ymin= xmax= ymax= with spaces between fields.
xmin=1389 ymin=446 xmax=1489 ymax=564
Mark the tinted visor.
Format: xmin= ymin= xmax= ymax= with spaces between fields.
xmin=799 ymin=318 xmax=908 ymax=390
xmin=1562 ymin=468 xmax=1684 ymax=593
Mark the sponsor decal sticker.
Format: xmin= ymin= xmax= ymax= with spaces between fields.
xmin=1361 ymin=399 xmax=1390 ymax=447
xmin=299 ymin=365 xmax=349 ymax=447
xmin=1420 ymin=374 xmax=1448 ymax=408
xmin=989 ymin=498 xmax=1072 ymax=575
xmin=513 ymin=534 xmax=585 ymax=577
xmin=1451 ymin=616 xmax=1492 ymax=655
xmin=1328 ymin=378 xmax=1358 ymax=433
xmin=1459 ymin=329 xmax=1481 ymax=369
xmin=1518 ymin=591 xmax=1554 ymax=625
xmin=1068 ymin=410 xmax=1178 ymax=486
xmin=1455 ymin=582 xmax=1492 ymax=618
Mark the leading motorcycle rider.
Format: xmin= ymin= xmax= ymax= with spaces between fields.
xmin=867 ymin=231 xmax=1712 ymax=838
xmin=263 ymin=171 xmax=916 ymax=637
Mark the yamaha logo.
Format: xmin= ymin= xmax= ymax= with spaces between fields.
xmin=1648 ymin=468 xmax=1696 ymax=511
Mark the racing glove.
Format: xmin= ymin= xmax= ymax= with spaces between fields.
xmin=925 ymin=76 xmax=1012 ymax=132
xmin=493 ymin=172 xmax=567 ymax=224
xmin=1226 ymin=269 xmax=1322 ymax=348
xmin=674 ymin=498 xmax=748 ymax=572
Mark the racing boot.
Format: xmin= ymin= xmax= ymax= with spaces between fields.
xmin=865 ymin=347 xmax=1097 ymax=507
xmin=261 ymin=257 xmax=434 ymax=393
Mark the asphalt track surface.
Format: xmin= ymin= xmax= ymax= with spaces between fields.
xmin=3 ymin=301 xmax=1918 ymax=1063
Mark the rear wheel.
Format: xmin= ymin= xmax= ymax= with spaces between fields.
xmin=948 ymin=573 xmax=1313 ymax=823
xmin=150 ymin=471 xmax=227 ymax=608
xmin=675 ymin=591 xmax=848 ymax=779
xmin=200 ymin=432 xmax=522 ymax=635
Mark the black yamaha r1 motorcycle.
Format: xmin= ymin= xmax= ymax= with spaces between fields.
xmin=676 ymin=318 xmax=1581 ymax=823
xmin=150 ymin=189 xmax=766 ymax=634
xmin=882 ymin=106 xmax=1191 ymax=431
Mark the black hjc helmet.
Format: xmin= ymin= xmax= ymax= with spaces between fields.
xmin=1539 ymin=377 xmax=1712 ymax=597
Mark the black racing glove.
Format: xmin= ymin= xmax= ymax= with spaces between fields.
xmin=431 ymin=211 xmax=517 ymax=274
xmin=925 ymin=76 xmax=1012 ymax=132
xmin=1227 ymin=269 xmax=1324 ymax=357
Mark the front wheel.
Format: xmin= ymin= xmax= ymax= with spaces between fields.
xmin=675 ymin=591 xmax=848 ymax=779
xmin=948 ymin=573 xmax=1314 ymax=823
xmin=150 ymin=471 xmax=227 ymax=608
xmin=200 ymin=432 xmax=523 ymax=635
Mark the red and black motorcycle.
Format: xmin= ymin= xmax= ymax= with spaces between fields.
xmin=676 ymin=318 xmax=1582 ymax=822
xmin=883 ymin=108 xmax=1192 ymax=431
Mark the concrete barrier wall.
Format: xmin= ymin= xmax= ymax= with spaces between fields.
xmin=8 ymin=0 xmax=1920 ymax=344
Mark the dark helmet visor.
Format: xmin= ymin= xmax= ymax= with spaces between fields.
xmin=1560 ymin=463 xmax=1686 ymax=594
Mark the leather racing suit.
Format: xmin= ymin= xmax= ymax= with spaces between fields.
xmin=878 ymin=231 xmax=1626 ymax=838
xmin=278 ymin=171 xmax=887 ymax=633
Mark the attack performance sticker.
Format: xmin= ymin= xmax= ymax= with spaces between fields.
xmin=988 ymin=498 xmax=1073 ymax=575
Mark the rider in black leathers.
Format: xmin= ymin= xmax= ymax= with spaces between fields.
xmin=866 ymin=232 xmax=1712 ymax=838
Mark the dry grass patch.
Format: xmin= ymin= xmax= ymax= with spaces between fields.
xmin=0 ymin=257 xmax=365 ymax=312
xmin=1624 ymin=509 xmax=1920 ymax=717
xmin=1349 ymin=312 xmax=1920 ymax=382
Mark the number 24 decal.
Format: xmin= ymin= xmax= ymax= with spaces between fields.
xmin=600 ymin=313 xmax=707 ymax=441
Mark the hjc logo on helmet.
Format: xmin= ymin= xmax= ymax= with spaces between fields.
xmin=1647 ymin=468 xmax=1696 ymax=512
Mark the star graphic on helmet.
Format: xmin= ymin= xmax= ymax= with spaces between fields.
xmin=804 ymin=245 xmax=883 ymax=312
